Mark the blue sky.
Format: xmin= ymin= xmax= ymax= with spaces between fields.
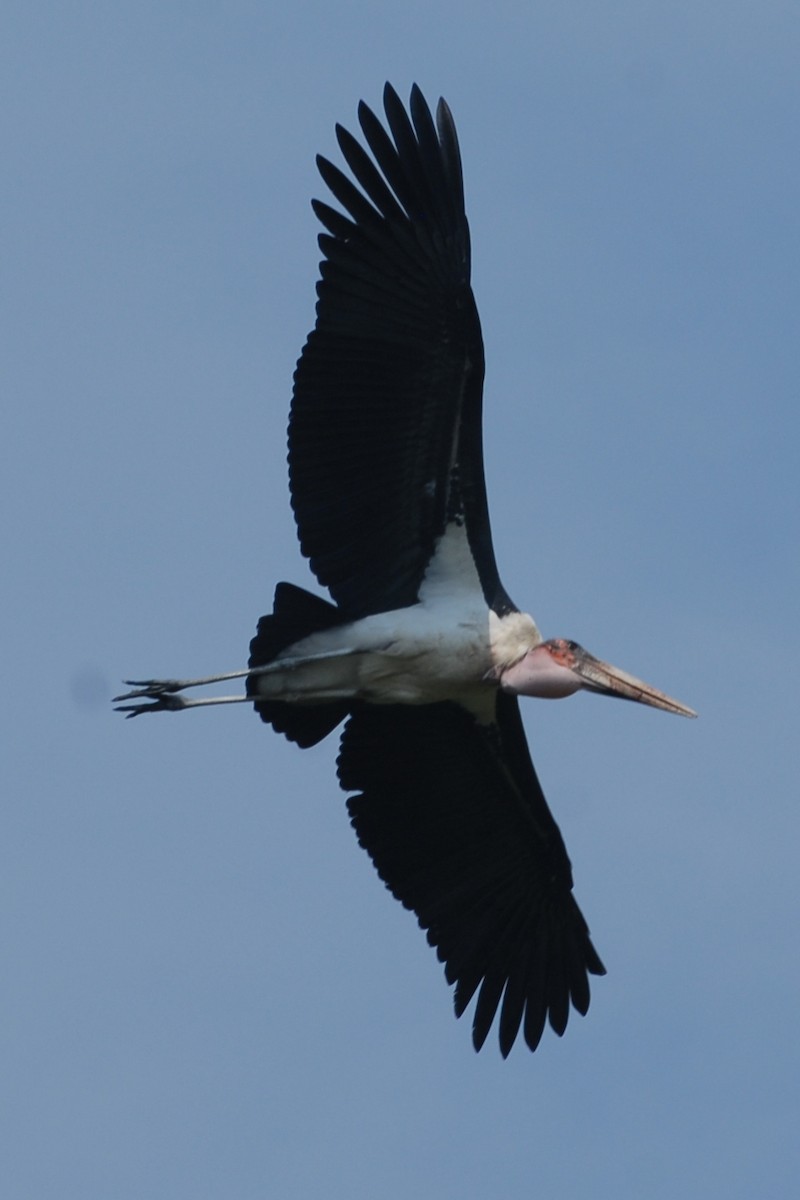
xmin=3 ymin=2 xmax=798 ymax=1196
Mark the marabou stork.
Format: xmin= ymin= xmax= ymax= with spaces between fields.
xmin=116 ymin=84 xmax=695 ymax=1057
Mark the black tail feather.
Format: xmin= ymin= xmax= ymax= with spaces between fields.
xmin=247 ymin=582 xmax=349 ymax=747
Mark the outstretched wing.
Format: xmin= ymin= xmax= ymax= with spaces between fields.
xmin=289 ymin=83 xmax=509 ymax=619
xmin=337 ymin=693 xmax=606 ymax=1056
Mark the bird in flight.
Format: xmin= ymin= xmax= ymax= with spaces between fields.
xmin=116 ymin=83 xmax=695 ymax=1056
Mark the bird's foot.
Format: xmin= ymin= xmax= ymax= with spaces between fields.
xmin=112 ymin=678 xmax=191 ymax=717
xmin=115 ymin=677 xmax=188 ymax=697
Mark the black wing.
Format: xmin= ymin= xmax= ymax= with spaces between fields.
xmin=338 ymin=693 xmax=606 ymax=1056
xmin=290 ymin=83 xmax=510 ymax=619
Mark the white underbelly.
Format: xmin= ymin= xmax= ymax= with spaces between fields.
xmin=255 ymin=604 xmax=495 ymax=708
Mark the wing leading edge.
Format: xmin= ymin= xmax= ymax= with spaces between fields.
xmin=289 ymin=83 xmax=509 ymax=618
xmin=338 ymin=693 xmax=606 ymax=1056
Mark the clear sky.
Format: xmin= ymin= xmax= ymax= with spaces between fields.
xmin=3 ymin=2 xmax=798 ymax=1197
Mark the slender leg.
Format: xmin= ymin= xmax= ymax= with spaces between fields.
xmin=114 ymin=668 xmax=253 ymax=701
xmin=114 ymin=693 xmax=254 ymax=718
xmin=113 ymin=647 xmax=361 ymax=717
